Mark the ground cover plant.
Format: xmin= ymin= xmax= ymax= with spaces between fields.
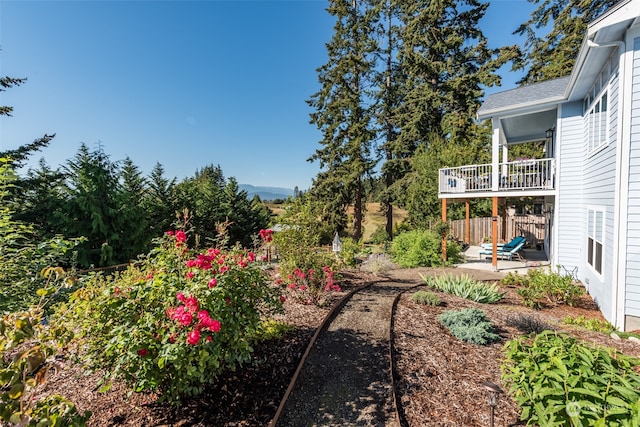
xmin=55 ymin=229 xmax=284 ymax=404
xmin=502 ymin=330 xmax=640 ymax=426
xmin=562 ymin=315 xmax=616 ymax=333
xmin=420 ymin=272 xmax=504 ymax=303
xmin=438 ymin=307 xmax=500 ymax=345
xmin=410 ymin=290 xmax=441 ymax=306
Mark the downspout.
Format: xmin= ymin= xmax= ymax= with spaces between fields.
xmin=587 ymin=38 xmax=627 ymax=329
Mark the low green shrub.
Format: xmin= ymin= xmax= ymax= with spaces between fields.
xmin=562 ymin=315 xmax=616 ymax=333
xmin=420 ymin=273 xmax=505 ymax=304
xmin=438 ymin=308 xmax=500 ymax=345
xmin=411 ymin=290 xmax=441 ymax=306
xmin=55 ymin=230 xmax=283 ymax=404
xmin=513 ymin=268 xmax=585 ymax=309
xmin=369 ymin=225 xmax=390 ymax=245
xmin=502 ymin=330 xmax=640 ymax=426
xmin=338 ymin=237 xmax=364 ymax=267
xmin=505 ymin=313 xmax=553 ymax=335
xmin=390 ymin=229 xmax=461 ymax=268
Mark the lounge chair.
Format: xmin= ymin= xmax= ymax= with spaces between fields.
xmin=479 ymin=239 xmax=526 ymax=261
xmin=480 ymin=236 xmax=525 ymax=250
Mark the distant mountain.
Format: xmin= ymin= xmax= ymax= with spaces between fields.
xmin=239 ymin=184 xmax=294 ymax=201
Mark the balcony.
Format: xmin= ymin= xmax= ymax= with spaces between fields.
xmin=439 ymin=158 xmax=555 ymax=197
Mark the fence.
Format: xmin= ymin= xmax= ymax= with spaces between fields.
xmin=449 ymin=214 xmax=547 ymax=246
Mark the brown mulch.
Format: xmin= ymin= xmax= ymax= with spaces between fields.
xmin=32 ymin=268 xmax=640 ymax=426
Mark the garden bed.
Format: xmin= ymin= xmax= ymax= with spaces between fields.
xmin=36 ymin=268 xmax=640 ymax=426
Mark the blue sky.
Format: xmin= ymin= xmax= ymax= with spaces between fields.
xmin=1 ymin=0 xmax=532 ymax=190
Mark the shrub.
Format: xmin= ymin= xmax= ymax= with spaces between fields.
xmin=1 ymin=268 xmax=91 ymax=426
xmin=420 ymin=273 xmax=504 ymax=304
xmin=390 ymin=229 xmax=461 ymax=268
xmin=562 ymin=315 xmax=616 ymax=333
xmin=513 ymin=268 xmax=585 ymax=309
xmin=411 ymin=290 xmax=441 ymax=306
xmin=272 ymin=201 xmax=339 ymax=305
xmin=338 ymin=237 xmax=364 ymax=267
xmin=438 ymin=308 xmax=500 ymax=345
xmin=505 ymin=313 xmax=553 ymax=335
xmin=55 ymin=230 xmax=283 ymax=404
xmin=502 ymin=331 xmax=640 ymax=426
xmin=369 ymin=225 xmax=390 ymax=245
xmin=360 ymin=253 xmax=394 ymax=276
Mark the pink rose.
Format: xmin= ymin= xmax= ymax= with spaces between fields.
xmin=187 ymin=329 xmax=200 ymax=345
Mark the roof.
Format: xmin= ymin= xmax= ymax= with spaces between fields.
xmin=477 ymin=76 xmax=571 ymax=120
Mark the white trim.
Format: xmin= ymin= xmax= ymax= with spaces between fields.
xmin=552 ymin=105 xmax=562 ymax=271
xmin=615 ymin=29 xmax=636 ymax=329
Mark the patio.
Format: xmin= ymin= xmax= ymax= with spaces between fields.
xmin=457 ymin=245 xmax=550 ymax=274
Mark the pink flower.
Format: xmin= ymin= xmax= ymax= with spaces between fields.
xmin=208 ymin=278 xmax=217 ymax=288
xmin=288 ymin=283 xmax=296 ymax=290
xmin=137 ymin=348 xmax=148 ymax=357
xmin=247 ymin=252 xmax=256 ymax=262
xmin=280 ymin=295 xmax=287 ymax=303
xmin=185 ymin=296 xmax=199 ymax=312
xmin=219 ymin=265 xmax=229 ymax=274
xmin=197 ymin=310 xmax=210 ymax=322
xmin=261 ymin=255 xmax=268 ymax=261
xmin=206 ymin=335 xmax=213 ymax=342
xmin=186 ymin=271 xmax=195 ymax=280
xmin=208 ymin=319 xmax=221 ymax=333
xmin=187 ymin=329 xmax=201 ymax=345
xmin=299 ymin=285 xmax=308 ymax=291
xmin=175 ymin=231 xmax=187 ymax=243
xmin=179 ymin=312 xmax=193 ymax=327
xmin=166 ymin=230 xmax=174 ymax=236
xmin=169 ymin=334 xmax=176 ymax=343
xmin=238 ymin=259 xmax=248 ymax=268
xmin=176 ymin=292 xmax=186 ymax=302
xmin=146 ymin=273 xmax=154 ymax=280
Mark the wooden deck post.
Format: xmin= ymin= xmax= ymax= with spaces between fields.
xmin=465 ymin=200 xmax=470 ymax=244
xmin=492 ymin=197 xmax=498 ymax=270
xmin=442 ymin=198 xmax=447 ymax=262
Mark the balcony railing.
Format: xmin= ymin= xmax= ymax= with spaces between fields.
xmin=439 ymin=158 xmax=555 ymax=195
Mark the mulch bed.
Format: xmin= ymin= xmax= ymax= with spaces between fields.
xmin=30 ymin=268 xmax=640 ymax=426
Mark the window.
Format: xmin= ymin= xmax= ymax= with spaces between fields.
xmin=587 ymin=208 xmax=604 ymax=275
xmin=588 ymin=91 xmax=608 ymax=153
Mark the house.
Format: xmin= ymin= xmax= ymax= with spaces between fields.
xmin=438 ymin=0 xmax=640 ymax=331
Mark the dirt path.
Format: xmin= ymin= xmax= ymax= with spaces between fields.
xmin=273 ymin=276 xmax=421 ymax=427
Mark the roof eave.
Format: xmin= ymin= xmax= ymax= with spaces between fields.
xmin=477 ymin=96 xmax=566 ymax=121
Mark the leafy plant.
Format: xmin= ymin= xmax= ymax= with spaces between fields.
xmin=420 ymin=273 xmax=504 ymax=304
xmin=562 ymin=315 xmax=616 ymax=333
xmin=390 ymin=229 xmax=461 ymax=267
xmin=338 ymin=237 xmax=364 ymax=267
xmin=505 ymin=313 xmax=553 ymax=335
xmin=411 ymin=290 xmax=441 ymax=306
xmin=55 ymin=230 xmax=283 ymax=404
xmin=512 ymin=268 xmax=585 ymax=309
xmin=502 ymin=330 xmax=640 ymax=426
xmin=272 ymin=200 xmax=339 ymax=305
xmin=1 ymin=267 xmax=91 ymax=426
xmin=438 ymin=308 xmax=500 ymax=345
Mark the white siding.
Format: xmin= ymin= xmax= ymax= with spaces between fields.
xmin=626 ymin=37 xmax=640 ymax=317
xmin=580 ymin=70 xmax=619 ymax=321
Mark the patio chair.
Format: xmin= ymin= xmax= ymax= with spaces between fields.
xmin=480 ymin=235 xmax=525 ymax=250
xmin=478 ymin=240 xmax=526 ymax=261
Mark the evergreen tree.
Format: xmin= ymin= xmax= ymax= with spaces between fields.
xmin=514 ymin=0 xmax=620 ymax=84
xmin=308 ymin=0 xmax=380 ymax=241
xmin=143 ymin=162 xmax=177 ymax=237
xmin=391 ymin=0 xmax=516 ymax=224
xmin=118 ymin=157 xmax=151 ymax=259
xmin=58 ymin=144 xmax=124 ymax=267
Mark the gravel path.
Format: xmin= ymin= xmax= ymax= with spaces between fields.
xmin=273 ymin=276 xmax=420 ymax=427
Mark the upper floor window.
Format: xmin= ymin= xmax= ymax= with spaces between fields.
xmin=588 ymin=91 xmax=608 ymax=153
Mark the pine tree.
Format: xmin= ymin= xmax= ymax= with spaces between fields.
xmin=307 ymin=0 xmax=380 ymax=241
xmin=514 ymin=0 xmax=620 ymax=84
xmin=143 ymin=162 xmax=177 ymax=237
xmin=118 ymin=157 xmax=151 ymax=260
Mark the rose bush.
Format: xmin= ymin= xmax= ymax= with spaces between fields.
xmin=55 ymin=230 xmax=283 ymax=404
